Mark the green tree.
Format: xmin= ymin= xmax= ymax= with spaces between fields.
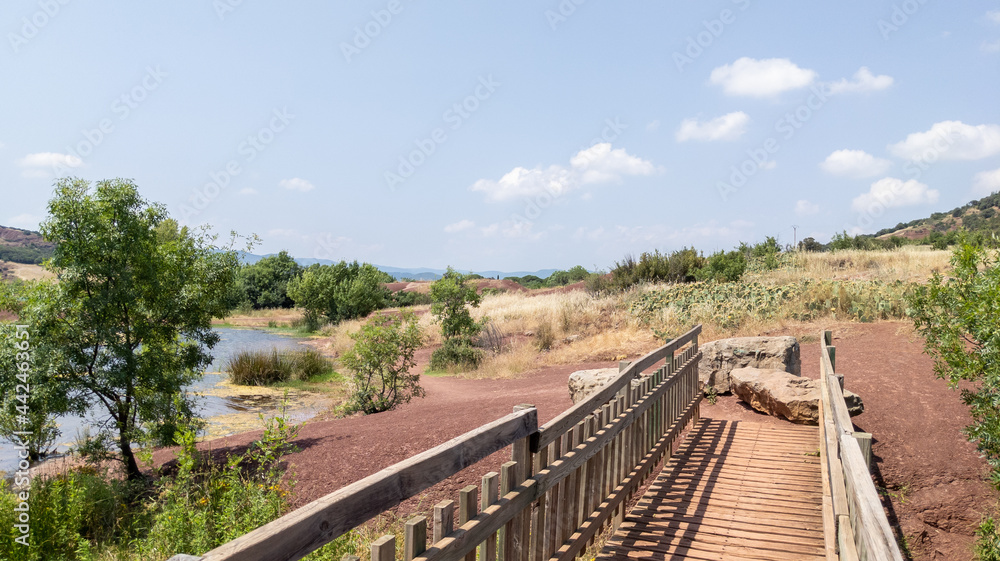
xmin=286 ymin=261 xmax=393 ymax=329
xmin=0 ymin=178 xmax=242 ymax=480
xmin=341 ymin=312 xmax=424 ymax=414
xmin=429 ymin=267 xmax=484 ymax=369
xmin=908 ymin=242 xmax=1000 ymax=480
xmin=239 ymin=250 xmax=303 ymax=309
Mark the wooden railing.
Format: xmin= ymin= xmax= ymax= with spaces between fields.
xmin=818 ymin=330 xmax=902 ymax=561
xmin=168 ymin=324 xmax=703 ymax=561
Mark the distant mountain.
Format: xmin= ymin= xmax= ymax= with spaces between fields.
xmin=236 ymin=252 xmax=558 ymax=281
xmin=0 ymin=225 xmax=55 ymax=264
xmin=875 ymin=191 xmax=1000 ymax=240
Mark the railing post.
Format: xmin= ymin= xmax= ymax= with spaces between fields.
xmin=404 ymin=516 xmax=427 ymax=561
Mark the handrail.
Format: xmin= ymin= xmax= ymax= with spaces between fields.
xmin=170 ymin=408 xmax=538 ymax=561
xmin=168 ymin=327 xmax=704 ymax=561
xmin=533 ymin=324 xmax=701 ymax=452
xmin=819 ymin=330 xmax=902 ymax=561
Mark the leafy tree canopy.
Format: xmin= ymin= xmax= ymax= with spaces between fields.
xmin=0 ymin=178 xmax=243 ymax=480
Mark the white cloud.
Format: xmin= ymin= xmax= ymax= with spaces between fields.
xmin=279 ymin=178 xmax=315 ymax=192
xmin=826 ymin=67 xmax=893 ymax=94
xmin=675 ymin=112 xmax=749 ymax=142
xmin=646 ymin=120 xmax=661 ymax=132
xmin=709 ymin=57 xmax=816 ymax=98
xmin=761 ymin=160 xmax=777 ymax=170
xmin=6 ymin=213 xmax=41 ymax=229
xmin=444 ymin=219 xmax=475 ymax=233
xmin=973 ymin=167 xmax=1000 ymax=197
xmin=795 ymin=200 xmax=820 ymax=216
xmin=982 ymin=40 xmax=1000 ymax=53
xmin=851 ymin=177 xmax=939 ymax=213
xmin=239 ymin=188 xmax=258 ymax=195
xmin=480 ymin=220 xmax=544 ymax=240
xmin=471 ymin=143 xmax=657 ymax=202
xmin=888 ymin=121 xmax=1000 ymax=161
xmin=267 ymin=228 xmax=298 ymax=237
xmin=820 ymin=149 xmax=892 ymax=178
xmin=570 ymin=143 xmax=657 ymax=184
xmin=987 ymin=10 xmax=1000 ymax=24
xmin=18 ymin=152 xmax=81 ymax=177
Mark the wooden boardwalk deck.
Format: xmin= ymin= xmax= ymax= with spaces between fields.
xmin=598 ymin=418 xmax=825 ymax=561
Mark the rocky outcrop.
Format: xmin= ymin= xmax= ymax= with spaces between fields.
xmin=698 ymin=336 xmax=800 ymax=394
xmin=568 ymin=368 xmax=647 ymax=404
xmin=730 ymin=367 xmax=864 ymax=425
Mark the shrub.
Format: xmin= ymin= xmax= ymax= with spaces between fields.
xmin=287 ymin=261 xmax=394 ymax=330
xmin=696 ymin=249 xmax=746 ymax=282
xmin=908 ymin=242 xmax=1000 ymax=483
xmin=429 ymin=267 xmax=485 ymax=369
xmin=226 ymin=348 xmax=332 ymax=385
xmin=238 ymin=250 xmax=303 ymax=309
xmin=342 ymin=313 xmax=424 ymax=414
xmin=535 ymin=319 xmax=555 ymax=351
xmin=390 ymin=290 xmax=433 ymax=307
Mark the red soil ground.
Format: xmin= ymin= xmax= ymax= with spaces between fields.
xmin=154 ymin=320 xmax=995 ymax=561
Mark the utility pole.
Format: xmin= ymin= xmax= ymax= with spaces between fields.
xmin=792 ymin=225 xmax=799 ymax=250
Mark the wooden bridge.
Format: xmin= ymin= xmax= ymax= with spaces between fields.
xmin=169 ymin=326 xmax=902 ymax=561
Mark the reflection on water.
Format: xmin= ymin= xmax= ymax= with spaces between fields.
xmin=1 ymin=328 xmax=329 ymax=474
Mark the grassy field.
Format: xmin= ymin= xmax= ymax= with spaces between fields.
xmin=217 ymin=247 xmax=951 ymax=382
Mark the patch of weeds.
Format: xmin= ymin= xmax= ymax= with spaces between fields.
xmin=705 ymin=386 xmax=718 ymax=405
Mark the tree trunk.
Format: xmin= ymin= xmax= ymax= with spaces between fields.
xmin=117 ymin=420 xmax=143 ymax=481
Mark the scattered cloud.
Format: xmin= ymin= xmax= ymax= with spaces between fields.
xmin=267 ymin=228 xmax=298 ymax=237
xmin=444 ymin=219 xmax=475 ymax=233
xmin=888 ymin=121 xmax=1000 ymax=161
xmin=982 ymin=40 xmax=1000 ymax=53
xmin=795 ymin=200 xmax=820 ymax=216
xmin=820 ymin=149 xmax=892 ymax=178
xmin=239 ymin=187 xmax=258 ymax=195
xmin=973 ymin=167 xmax=1000 ymax=197
xmin=480 ymin=219 xmax=544 ymax=240
xmin=761 ymin=160 xmax=777 ymax=170
xmin=851 ymin=177 xmax=939 ymax=213
xmin=18 ymin=152 xmax=81 ymax=178
xmin=646 ymin=120 xmax=661 ymax=132
xmin=6 ymin=213 xmax=41 ymax=229
xmin=826 ymin=67 xmax=893 ymax=94
xmin=675 ymin=112 xmax=749 ymax=142
xmin=709 ymin=57 xmax=816 ymax=98
xmin=470 ymin=143 xmax=658 ymax=202
xmin=279 ymin=178 xmax=315 ymax=192
xmin=987 ymin=10 xmax=1000 ymax=24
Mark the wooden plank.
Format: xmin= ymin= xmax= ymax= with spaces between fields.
xmin=373 ymin=535 xmax=395 ymax=561
xmin=499 ymin=461 xmax=517 ymax=561
xmin=533 ymin=326 xmax=701 ymax=451
xmin=406 ymin=517 xmax=427 ymax=561
xmin=459 ymin=486 xmax=478 ymax=561
xmin=840 ymin=434 xmax=904 ymax=561
xmin=201 ymin=408 xmax=537 ymax=561
xmin=480 ymin=473 xmax=499 ymax=561
xmin=434 ymin=501 xmax=455 ymax=543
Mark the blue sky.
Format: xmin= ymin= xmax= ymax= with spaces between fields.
xmin=2 ymin=2 xmax=999 ymax=272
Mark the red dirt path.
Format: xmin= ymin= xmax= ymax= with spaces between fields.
xmin=156 ymin=320 xmax=995 ymax=561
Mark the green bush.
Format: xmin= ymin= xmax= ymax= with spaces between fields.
xmin=430 ymin=337 xmax=483 ymax=370
xmin=390 ymin=290 xmax=433 ymax=307
xmin=342 ymin=313 xmax=424 ymax=414
xmin=696 ymin=249 xmax=746 ymax=282
xmin=429 ymin=267 xmax=485 ymax=370
xmin=238 ymin=251 xmax=304 ymax=309
xmin=287 ymin=261 xmax=394 ymax=330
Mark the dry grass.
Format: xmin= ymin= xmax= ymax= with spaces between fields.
xmin=750 ymin=247 xmax=951 ymax=284
xmin=0 ymin=260 xmax=54 ymax=281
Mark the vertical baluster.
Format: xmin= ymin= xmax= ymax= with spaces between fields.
xmin=480 ymin=472 xmax=499 ymax=561
xmin=404 ymin=517 xmax=426 ymax=561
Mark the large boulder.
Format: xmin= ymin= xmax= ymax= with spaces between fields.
xmin=730 ymin=367 xmax=863 ymax=425
xmin=698 ymin=336 xmax=800 ymax=394
xmin=568 ymin=368 xmax=645 ymax=404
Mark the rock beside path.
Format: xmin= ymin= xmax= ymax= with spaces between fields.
xmin=568 ymin=368 xmax=646 ymax=404
xmin=699 ymin=336 xmax=801 ymax=394
xmin=730 ymin=367 xmax=863 ymax=425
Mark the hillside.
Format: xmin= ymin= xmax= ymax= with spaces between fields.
xmin=875 ymin=191 xmax=1000 ymax=240
xmin=0 ymin=225 xmax=54 ymax=264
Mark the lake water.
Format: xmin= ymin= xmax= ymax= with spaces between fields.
xmin=1 ymin=327 xmax=319 ymax=475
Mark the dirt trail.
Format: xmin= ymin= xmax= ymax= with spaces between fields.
xmin=154 ymin=320 xmax=995 ymax=561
